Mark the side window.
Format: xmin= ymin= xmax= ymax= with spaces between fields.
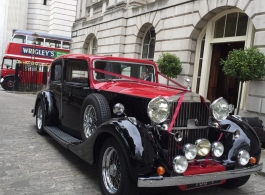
xmin=12 ymin=35 xmax=26 ymax=43
xmin=27 ymin=36 xmax=44 ymax=45
xmin=64 ymin=59 xmax=88 ymax=84
xmin=50 ymin=61 xmax=62 ymax=82
xmin=62 ymin=41 xmax=70 ymax=49
xmin=46 ymin=39 xmax=61 ymax=48
xmin=3 ymin=59 xmax=16 ymax=69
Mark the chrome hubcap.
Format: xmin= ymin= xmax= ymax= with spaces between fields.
xmin=83 ymin=105 xmax=97 ymax=138
xmin=37 ymin=106 xmax=42 ymax=129
xmin=102 ymin=147 xmax=121 ymax=194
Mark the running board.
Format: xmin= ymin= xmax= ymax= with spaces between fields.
xmin=44 ymin=126 xmax=83 ymax=148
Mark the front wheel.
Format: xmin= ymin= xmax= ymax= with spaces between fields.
xmin=222 ymin=175 xmax=250 ymax=189
xmin=1 ymin=77 xmax=14 ymax=91
xmin=98 ymin=137 xmax=138 ymax=195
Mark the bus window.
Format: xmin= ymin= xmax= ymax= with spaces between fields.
xmin=2 ymin=59 xmax=16 ymax=69
xmin=62 ymin=42 xmax=70 ymax=49
xmin=46 ymin=39 xmax=61 ymax=48
xmin=27 ymin=36 xmax=44 ymax=45
xmin=35 ymin=38 xmax=44 ymax=46
xmin=12 ymin=35 xmax=26 ymax=43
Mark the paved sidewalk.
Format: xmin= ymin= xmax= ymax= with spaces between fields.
xmin=260 ymin=148 xmax=265 ymax=174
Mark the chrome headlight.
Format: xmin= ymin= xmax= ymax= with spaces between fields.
xmin=147 ymin=96 xmax=169 ymax=123
xmin=195 ymin=139 xmax=211 ymax=157
xmin=211 ymin=142 xmax=224 ymax=157
xmin=237 ymin=150 xmax=250 ymax=166
xmin=183 ymin=144 xmax=197 ymax=160
xmin=172 ymin=155 xmax=188 ymax=173
xmin=210 ymin=97 xmax=229 ymax=121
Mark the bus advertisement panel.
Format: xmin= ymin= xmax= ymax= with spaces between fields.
xmin=0 ymin=30 xmax=70 ymax=90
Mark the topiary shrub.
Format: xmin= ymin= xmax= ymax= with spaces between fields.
xmin=157 ymin=53 xmax=182 ymax=85
xmin=220 ymin=47 xmax=265 ymax=114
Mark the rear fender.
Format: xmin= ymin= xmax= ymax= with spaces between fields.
xmin=33 ymin=91 xmax=59 ymax=125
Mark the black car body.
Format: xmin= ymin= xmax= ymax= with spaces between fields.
xmin=32 ymin=54 xmax=263 ymax=195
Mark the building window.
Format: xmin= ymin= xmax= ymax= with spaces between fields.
xmin=196 ymin=35 xmax=206 ymax=94
xmin=142 ymin=27 xmax=156 ymax=60
xmin=88 ymin=37 xmax=98 ymax=55
xmin=214 ymin=12 xmax=248 ymax=38
xmin=43 ymin=0 xmax=47 ymax=5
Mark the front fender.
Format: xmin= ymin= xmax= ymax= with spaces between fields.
xmin=69 ymin=118 xmax=158 ymax=182
xmin=97 ymin=119 xmax=158 ymax=181
xmin=33 ymin=91 xmax=59 ymax=125
xmin=218 ymin=116 xmax=261 ymax=166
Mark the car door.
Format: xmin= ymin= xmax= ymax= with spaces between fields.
xmin=49 ymin=59 xmax=63 ymax=120
xmin=61 ymin=59 xmax=90 ymax=136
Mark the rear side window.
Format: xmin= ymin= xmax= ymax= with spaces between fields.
xmin=51 ymin=61 xmax=62 ymax=82
xmin=64 ymin=59 xmax=88 ymax=84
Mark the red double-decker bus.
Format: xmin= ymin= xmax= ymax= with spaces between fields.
xmin=0 ymin=30 xmax=70 ymax=90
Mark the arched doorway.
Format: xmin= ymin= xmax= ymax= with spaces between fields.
xmin=193 ymin=9 xmax=254 ymax=111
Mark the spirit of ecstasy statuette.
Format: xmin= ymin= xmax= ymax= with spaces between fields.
xmin=184 ymin=78 xmax=191 ymax=90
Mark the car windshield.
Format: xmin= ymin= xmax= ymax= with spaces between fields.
xmin=93 ymin=60 xmax=155 ymax=82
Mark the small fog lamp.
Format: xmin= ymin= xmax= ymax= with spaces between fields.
xmin=172 ymin=156 xmax=188 ymax=174
xmin=211 ymin=142 xmax=224 ymax=157
xmin=195 ymin=139 xmax=211 ymax=157
xmin=183 ymin=144 xmax=197 ymax=160
xmin=237 ymin=150 xmax=250 ymax=166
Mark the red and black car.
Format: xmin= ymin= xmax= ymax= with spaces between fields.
xmin=32 ymin=54 xmax=263 ymax=195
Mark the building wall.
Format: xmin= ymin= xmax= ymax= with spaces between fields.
xmin=0 ymin=0 xmax=28 ymax=63
xmin=27 ymin=0 xmax=77 ymax=37
xmin=71 ymin=0 xmax=265 ymax=122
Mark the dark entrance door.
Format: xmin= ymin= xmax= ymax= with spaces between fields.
xmin=207 ymin=42 xmax=244 ymax=107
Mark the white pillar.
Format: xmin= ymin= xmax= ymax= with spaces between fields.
xmin=81 ymin=0 xmax=87 ymax=18
xmin=90 ymin=7 xmax=94 ymax=17
xmin=76 ymin=0 xmax=81 ymax=18
xmin=102 ymin=2 xmax=106 ymax=13
xmin=108 ymin=0 xmax=116 ymax=7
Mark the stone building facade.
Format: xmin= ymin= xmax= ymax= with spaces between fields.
xmin=71 ymin=0 xmax=265 ymax=122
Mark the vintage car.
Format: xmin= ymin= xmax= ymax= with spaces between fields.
xmin=32 ymin=54 xmax=263 ymax=195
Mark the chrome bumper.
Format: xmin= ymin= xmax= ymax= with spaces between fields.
xmin=138 ymin=163 xmax=263 ymax=187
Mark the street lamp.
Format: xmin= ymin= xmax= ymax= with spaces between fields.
xmin=31 ymin=32 xmax=38 ymax=92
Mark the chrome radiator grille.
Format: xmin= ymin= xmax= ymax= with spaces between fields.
xmin=167 ymin=102 xmax=210 ymax=163
xmin=168 ymin=128 xmax=209 ymax=163
xmin=169 ymin=102 xmax=209 ymax=127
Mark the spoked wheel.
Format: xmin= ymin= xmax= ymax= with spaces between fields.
xmin=80 ymin=94 xmax=111 ymax=140
xmin=36 ymin=102 xmax=46 ymax=135
xmin=98 ymin=137 xmax=138 ymax=195
xmin=102 ymin=147 xmax=121 ymax=194
xmin=83 ymin=105 xmax=97 ymax=139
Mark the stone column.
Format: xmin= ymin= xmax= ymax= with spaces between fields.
xmin=81 ymin=0 xmax=87 ymax=18
xmin=102 ymin=1 xmax=107 ymax=13
xmin=76 ymin=0 xmax=81 ymax=18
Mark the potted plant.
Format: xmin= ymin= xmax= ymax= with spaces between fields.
xmin=157 ymin=53 xmax=182 ymax=85
xmin=220 ymin=47 xmax=265 ymax=114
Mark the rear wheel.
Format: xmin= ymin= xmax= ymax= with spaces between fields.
xmin=36 ymin=102 xmax=46 ymax=135
xmin=1 ymin=77 xmax=14 ymax=91
xmin=98 ymin=137 xmax=138 ymax=195
xmin=222 ymin=175 xmax=251 ymax=189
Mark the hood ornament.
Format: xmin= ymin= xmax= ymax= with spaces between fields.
xmin=184 ymin=78 xmax=191 ymax=90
